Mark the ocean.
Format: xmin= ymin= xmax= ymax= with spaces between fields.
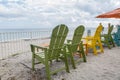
xmin=0 ymin=27 xmax=113 ymax=59
xmin=0 ymin=28 xmax=52 ymax=42
xmin=0 ymin=27 xmax=111 ymax=42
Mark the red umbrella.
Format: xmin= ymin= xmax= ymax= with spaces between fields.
xmin=96 ymin=8 xmax=120 ymax=19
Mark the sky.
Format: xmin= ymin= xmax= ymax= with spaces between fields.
xmin=0 ymin=0 xmax=120 ymax=29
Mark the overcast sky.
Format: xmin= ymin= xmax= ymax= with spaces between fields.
xmin=0 ymin=0 xmax=120 ymax=29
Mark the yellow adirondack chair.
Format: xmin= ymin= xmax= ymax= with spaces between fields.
xmin=83 ymin=23 xmax=104 ymax=55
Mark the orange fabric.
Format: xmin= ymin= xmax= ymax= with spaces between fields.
xmin=96 ymin=8 xmax=120 ymax=18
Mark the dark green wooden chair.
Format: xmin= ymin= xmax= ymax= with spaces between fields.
xmin=101 ymin=23 xmax=115 ymax=49
xmin=65 ymin=25 xmax=87 ymax=69
xmin=30 ymin=24 xmax=69 ymax=80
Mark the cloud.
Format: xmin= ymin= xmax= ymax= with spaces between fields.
xmin=0 ymin=1 xmax=27 ymax=19
xmin=0 ymin=0 xmax=120 ymax=29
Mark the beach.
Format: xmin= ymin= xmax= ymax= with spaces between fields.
xmin=0 ymin=27 xmax=119 ymax=80
xmin=0 ymin=0 xmax=120 ymax=80
xmin=0 ymin=45 xmax=120 ymax=80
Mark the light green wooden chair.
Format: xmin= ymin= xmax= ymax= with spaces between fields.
xmin=30 ymin=24 xmax=69 ymax=80
xmin=101 ymin=23 xmax=115 ymax=49
xmin=65 ymin=25 xmax=87 ymax=69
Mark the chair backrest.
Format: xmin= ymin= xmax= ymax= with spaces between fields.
xmin=48 ymin=24 xmax=69 ymax=60
xmin=94 ymin=23 xmax=103 ymax=38
xmin=117 ymin=25 xmax=120 ymax=38
xmin=117 ymin=25 xmax=120 ymax=33
xmin=71 ymin=25 xmax=85 ymax=52
xmin=108 ymin=24 xmax=114 ymax=35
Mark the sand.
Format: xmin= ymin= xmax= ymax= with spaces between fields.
xmin=0 ymin=46 xmax=120 ymax=80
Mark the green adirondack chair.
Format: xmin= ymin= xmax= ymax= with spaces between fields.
xmin=30 ymin=24 xmax=69 ymax=80
xmin=101 ymin=23 xmax=115 ymax=49
xmin=65 ymin=25 xmax=87 ymax=69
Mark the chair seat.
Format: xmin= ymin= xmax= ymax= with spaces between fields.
xmin=87 ymin=41 xmax=92 ymax=46
xmin=84 ymin=41 xmax=92 ymax=47
xmin=35 ymin=52 xmax=45 ymax=59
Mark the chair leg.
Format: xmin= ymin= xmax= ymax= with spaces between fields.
xmin=93 ymin=46 xmax=97 ymax=55
xmin=83 ymin=44 xmax=88 ymax=55
xmin=44 ymin=50 xmax=51 ymax=80
xmin=45 ymin=59 xmax=51 ymax=80
xmin=79 ymin=45 xmax=87 ymax=62
xmin=112 ymin=40 xmax=115 ymax=47
xmin=69 ymin=50 xmax=76 ymax=69
xmin=98 ymin=40 xmax=104 ymax=53
xmin=32 ymin=53 xmax=35 ymax=70
xmin=106 ymin=38 xmax=111 ymax=49
xmin=63 ymin=51 xmax=70 ymax=73
xmin=110 ymin=36 xmax=115 ymax=47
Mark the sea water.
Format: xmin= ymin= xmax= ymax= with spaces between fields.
xmin=0 ymin=27 xmax=114 ymax=42
xmin=0 ymin=28 xmax=52 ymax=42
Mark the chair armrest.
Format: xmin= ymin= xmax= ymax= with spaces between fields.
xmin=112 ymin=33 xmax=116 ymax=35
xmin=30 ymin=44 xmax=47 ymax=52
xmin=101 ymin=34 xmax=107 ymax=37
xmin=67 ymin=39 xmax=72 ymax=43
xmin=82 ymin=36 xmax=94 ymax=40
xmin=65 ymin=41 xmax=83 ymax=47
